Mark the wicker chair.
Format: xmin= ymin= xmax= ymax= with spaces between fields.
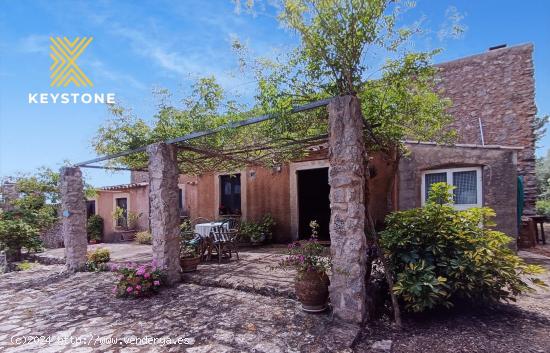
xmin=210 ymin=225 xmax=240 ymax=264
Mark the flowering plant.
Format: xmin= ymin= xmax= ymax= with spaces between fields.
xmin=112 ymin=260 xmax=166 ymax=298
xmin=277 ymin=238 xmax=331 ymax=274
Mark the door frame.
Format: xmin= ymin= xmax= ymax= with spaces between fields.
xmin=289 ymin=159 xmax=330 ymax=241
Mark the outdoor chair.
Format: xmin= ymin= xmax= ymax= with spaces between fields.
xmin=220 ymin=216 xmax=241 ymax=237
xmin=209 ymin=225 xmax=240 ymax=264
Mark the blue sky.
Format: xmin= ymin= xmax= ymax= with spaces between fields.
xmin=0 ymin=0 xmax=549 ymax=187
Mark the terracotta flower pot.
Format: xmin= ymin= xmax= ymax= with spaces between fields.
xmin=294 ymin=271 xmax=330 ymax=312
xmin=180 ymin=256 xmax=200 ymax=272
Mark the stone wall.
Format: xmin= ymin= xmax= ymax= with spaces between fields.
xmin=398 ymin=143 xmax=519 ymax=243
xmin=436 ymin=44 xmax=537 ymax=214
xmin=41 ymin=221 xmax=64 ymax=248
xmin=0 ymin=182 xmax=18 ymax=211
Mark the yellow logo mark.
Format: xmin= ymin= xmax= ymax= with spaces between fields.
xmin=50 ymin=36 xmax=93 ymax=87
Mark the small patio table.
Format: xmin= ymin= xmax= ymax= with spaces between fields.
xmin=194 ymin=222 xmax=228 ymax=239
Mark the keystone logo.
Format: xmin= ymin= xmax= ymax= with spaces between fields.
xmin=49 ymin=36 xmax=93 ymax=87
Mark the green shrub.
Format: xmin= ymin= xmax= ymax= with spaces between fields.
xmin=136 ymin=231 xmax=152 ymax=245
xmin=86 ymin=247 xmax=110 ymax=271
xmin=381 ymin=182 xmax=546 ymax=313
xmin=16 ymin=260 xmax=35 ymax=271
xmin=535 ymin=200 xmax=550 ymax=218
xmin=86 ymin=215 xmax=103 ymax=241
xmin=0 ymin=218 xmax=41 ymax=261
xmin=240 ymin=214 xmax=276 ymax=243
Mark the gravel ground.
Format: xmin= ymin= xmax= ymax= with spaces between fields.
xmin=354 ymin=251 xmax=550 ymax=353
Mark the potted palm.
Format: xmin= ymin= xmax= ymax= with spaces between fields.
xmin=276 ymin=221 xmax=331 ymax=312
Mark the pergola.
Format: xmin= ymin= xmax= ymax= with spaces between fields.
xmin=60 ymin=95 xmax=368 ymax=323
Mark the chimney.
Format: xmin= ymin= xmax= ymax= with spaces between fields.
xmin=489 ymin=44 xmax=507 ymax=51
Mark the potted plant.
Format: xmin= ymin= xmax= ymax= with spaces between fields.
xmin=276 ymin=221 xmax=331 ymax=312
xmin=179 ymin=232 xmax=201 ymax=272
xmin=86 ymin=215 xmax=103 ymax=244
xmin=112 ymin=208 xmax=142 ymax=241
xmin=258 ymin=214 xmax=276 ymax=243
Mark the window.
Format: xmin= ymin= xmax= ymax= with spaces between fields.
xmin=219 ymin=174 xmax=241 ymax=215
xmin=115 ymin=197 xmax=128 ymax=227
xmin=421 ymin=167 xmax=482 ymax=209
xmin=178 ymin=187 xmax=186 ymax=216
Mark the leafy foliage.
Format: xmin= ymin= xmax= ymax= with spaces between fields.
xmin=239 ymin=214 xmax=276 ymax=243
xmin=87 ymin=215 xmax=103 ymax=241
xmin=380 ymin=183 xmax=546 ymax=312
xmin=535 ymin=200 xmax=550 ymax=218
xmin=135 ymin=230 xmax=152 ymax=245
xmin=93 ymin=1 xmax=454 ymax=177
xmin=0 ymin=218 xmax=40 ymax=260
xmin=277 ymin=238 xmax=331 ymax=275
xmin=86 ymin=247 xmax=110 ymax=271
xmin=536 ymin=149 xmax=550 ymax=199
xmin=0 ymin=168 xmax=96 ymax=260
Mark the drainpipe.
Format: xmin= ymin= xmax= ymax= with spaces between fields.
xmin=478 ymin=117 xmax=485 ymax=146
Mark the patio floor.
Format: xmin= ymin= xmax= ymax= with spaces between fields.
xmin=33 ymin=243 xmax=298 ymax=299
xmin=2 ymin=243 xmax=361 ymax=352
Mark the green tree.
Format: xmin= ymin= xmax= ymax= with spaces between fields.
xmin=0 ymin=168 xmax=96 ymax=260
xmin=93 ymin=0 xmax=458 ymax=326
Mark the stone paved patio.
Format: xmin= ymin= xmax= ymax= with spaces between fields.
xmin=1 ymin=244 xmax=360 ymax=352
xmin=33 ymin=243 xmax=296 ymax=299
xmin=0 ymin=263 xmax=358 ymax=353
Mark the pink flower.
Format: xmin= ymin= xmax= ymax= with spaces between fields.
xmin=135 ymin=284 xmax=142 ymax=290
xmin=127 ymin=286 xmax=133 ymax=293
xmin=112 ymin=286 xmax=117 ymax=294
xmin=143 ymin=272 xmax=150 ymax=279
xmin=153 ymin=280 xmax=160 ymax=286
xmin=136 ymin=266 xmax=146 ymax=276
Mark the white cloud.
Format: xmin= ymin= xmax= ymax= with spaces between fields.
xmin=84 ymin=59 xmax=147 ymax=90
xmin=18 ymin=35 xmax=50 ymax=54
xmin=438 ymin=6 xmax=468 ymax=41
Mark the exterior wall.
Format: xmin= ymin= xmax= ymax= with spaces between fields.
xmin=398 ymin=143 xmax=519 ymax=241
xmin=95 ymin=186 xmax=149 ymax=242
xmin=437 ymin=44 xmax=537 ymax=214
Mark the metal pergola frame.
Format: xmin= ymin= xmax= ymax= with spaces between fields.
xmin=75 ymin=98 xmax=333 ymax=171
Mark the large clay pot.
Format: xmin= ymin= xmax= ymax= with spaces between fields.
xmin=294 ymin=271 xmax=330 ymax=312
xmin=180 ymin=256 xmax=200 ymax=272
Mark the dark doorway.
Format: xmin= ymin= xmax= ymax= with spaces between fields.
xmin=297 ymin=167 xmax=330 ymax=241
xmin=219 ymin=174 xmax=241 ymax=215
xmin=86 ymin=200 xmax=96 ymax=218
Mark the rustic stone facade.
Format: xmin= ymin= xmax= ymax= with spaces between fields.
xmin=40 ymin=221 xmax=64 ymax=249
xmin=437 ymin=44 xmax=537 ymax=215
xmin=147 ymin=142 xmax=181 ymax=285
xmin=327 ymin=96 xmax=367 ymax=323
xmin=60 ymin=167 xmax=88 ymax=271
xmin=0 ymin=182 xmax=18 ymax=211
xmin=399 ymin=143 xmax=519 ymax=244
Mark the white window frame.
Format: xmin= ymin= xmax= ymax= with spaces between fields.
xmin=421 ymin=167 xmax=482 ymax=210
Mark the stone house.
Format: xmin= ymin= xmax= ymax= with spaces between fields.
xmin=91 ymin=43 xmax=537 ymax=245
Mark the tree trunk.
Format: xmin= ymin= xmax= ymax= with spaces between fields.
xmin=364 ymin=153 xmax=402 ymax=329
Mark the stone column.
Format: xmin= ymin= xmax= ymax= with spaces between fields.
xmin=60 ymin=166 xmax=87 ymax=271
xmin=327 ymin=95 xmax=367 ymax=323
xmin=147 ymin=142 xmax=181 ymax=285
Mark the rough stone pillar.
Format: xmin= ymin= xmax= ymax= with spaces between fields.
xmin=60 ymin=167 xmax=88 ymax=271
xmin=327 ymin=95 xmax=367 ymax=323
xmin=147 ymin=142 xmax=181 ymax=285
